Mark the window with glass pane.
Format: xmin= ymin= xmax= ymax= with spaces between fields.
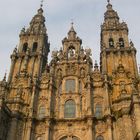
xmin=72 ymin=136 xmax=79 ymax=140
xmin=38 ymin=106 xmax=46 ymax=118
xmin=95 ymin=104 xmax=102 ymax=118
xmin=65 ymin=79 xmax=75 ymax=93
xmin=96 ymin=135 xmax=104 ymax=140
xmin=60 ymin=136 xmax=79 ymax=140
xmin=64 ymin=100 xmax=76 ymax=118
xmin=79 ymin=81 xmax=82 ymax=93
xmin=60 ymin=136 xmax=67 ymax=140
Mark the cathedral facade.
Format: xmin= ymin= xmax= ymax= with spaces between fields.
xmin=0 ymin=2 xmax=140 ymax=140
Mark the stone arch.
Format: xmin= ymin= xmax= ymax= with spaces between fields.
xmin=67 ymin=45 xmax=76 ymax=58
xmin=22 ymin=42 xmax=28 ymax=52
xmin=109 ymin=38 xmax=114 ymax=48
xmin=58 ymin=135 xmax=80 ymax=140
xmin=32 ymin=42 xmax=38 ymax=52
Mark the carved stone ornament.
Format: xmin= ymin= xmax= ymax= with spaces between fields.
xmin=95 ymin=121 xmax=106 ymax=134
xmin=66 ymin=63 xmax=77 ymax=75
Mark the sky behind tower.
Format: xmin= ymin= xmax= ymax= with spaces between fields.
xmin=0 ymin=0 xmax=140 ymax=79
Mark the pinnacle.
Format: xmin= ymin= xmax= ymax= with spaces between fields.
xmin=67 ymin=22 xmax=77 ymax=40
xmin=69 ymin=22 xmax=76 ymax=33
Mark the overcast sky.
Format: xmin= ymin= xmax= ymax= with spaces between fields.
xmin=0 ymin=0 xmax=140 ymax=79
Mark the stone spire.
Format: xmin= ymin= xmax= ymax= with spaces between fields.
xmin=101 ymin=1 xmax=128 ymax=31
xmin=68 ymin=22 xmax=77 ymax=40
xmin=20 ymin=6 xmax=47 ymax=36
xmin=105 ymin=1 xmax=119 ymax=21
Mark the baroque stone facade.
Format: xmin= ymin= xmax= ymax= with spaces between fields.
xmin=0 ymin=1 xmax=140 ymax=140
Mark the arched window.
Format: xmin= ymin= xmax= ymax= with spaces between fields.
xmin=65 ymin=79 xmax=76 ymax=93
xmin=119 ymin=38 xmax=125 ymax=47
xmin=68 ymin=46 xmax=75 ymax=58
xmin=109 ymin=38 xmax=114 ymax=48
xmin=64 ymin=100 xmax=76 ymax=118
xmin=22 ymin=43 xmax=28 ymax=52
xmin=95 ymin=104 xmax=102 ymax=118
xmin=32 ymin=42 xmax=38 ymax=52
xmin=72 ymin=136 xmax=79 ymax=140
xmin=60 ymin=136 xmax=67 ymax=140
xmin=96 ymin=135 xmax=104 ymax=140
xmin=38 ymin=105 xmax=46 ymax=118
xmin=60 ymin=136 xmax=79 ymax=140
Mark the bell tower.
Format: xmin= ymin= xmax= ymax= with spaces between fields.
xmin=100 ymin=1 xmax=138 ymax=77
xmin=8 ymin=5 xmax=50 ymax=83
xmin=6 ymin=5 xmax=50 ymax=140
xmin=100 ymin=2 xmax=140 ymax=140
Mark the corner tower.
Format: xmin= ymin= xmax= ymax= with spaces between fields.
xmin=6 ymin=5 xmax=50 ymax=140
xmin=8 ymin=6 xmax=50 ymax=83
xmin=100 ymin=1 xmax=138 ymax=77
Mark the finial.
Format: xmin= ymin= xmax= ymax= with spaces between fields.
xmin=94 ymin=60 xmax=99 ymax=71
xmin=3 ymin=70 xmax=7 ymax=81
xmin=40 ymin=0 xmax=44 ymax=8
xmin=69 ymin=19 xmax=75 ymax=32
xmin=107 ymin=0 xmax=110 ymax=4
xmin=95 ymin=60 xmax=98 ymax=67
xmin=71 ymin=19 xmax=74 ymax=27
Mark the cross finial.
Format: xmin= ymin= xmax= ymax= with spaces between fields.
xmin=71 ymin=19 xmax=74 ymax=27
xmin=107 ymin=0 xmax=110 ymax=4
xmin=40 ymin=0 xmax=44 ymax=8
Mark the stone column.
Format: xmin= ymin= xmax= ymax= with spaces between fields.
xmin=107 ymin=117 xmax=113 ymax=140
xmin=23 ymin=54 xmax=29 ymax=71
xmin=24 ymin=84 xmax=36 ymax=140
xmin=23 ymin=119 xmax=32 ymax=140
xmin=44 ymin=121 xmax=50 ymax=140
xmin=7 ymin=118 xmax=18 ymax=140
xmin=132 ymin=50 xmax=138 ymax=77
xmin=86 ymin=75 xmax=92 ymax=115
xmin=18 ymin=57 xmax=22 ymax=74
xmin=104 ymin=74 xmax=111 ymax=115
xmin=31 ymin=57 xmax=36 ymax=76
xmin=102 ymin=51 xmax=107 ymax=73
xmin=132 ymin=93 xmax=140 ymax=139
xmin=8 ymin=56 xmax=16 ymax=83
xmin=37 ymin=52 xmax=43 ymax=77
xmin=87 ymin=119 xmax=93 ymax=140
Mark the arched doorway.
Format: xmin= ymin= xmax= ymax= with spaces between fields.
xmin=60 ymin=136 xmax=80 ymax=140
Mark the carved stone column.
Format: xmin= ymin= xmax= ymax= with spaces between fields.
xmin=44 ymin=121 xmax=50 ymax=140
xmin=101 ymin=50 xmax=107 ymax=73
xmin=18 ymin=57 xmax=22 ymax=74
xmin=7 ymin=118 xmax=18 ymax=140
xmin=23 ymin=119 xmax=32 ymax=140
xmin=37 ymin=51 xmax=43 ymax=77
xmin=132 ymin=50 xmax=138 ymax=77
xmin=87 ymin=119 xmax=93 ymax=140
xmin=8 ymin=56 xmax=16 ymax=83
xmin=86 ymin=75 xmax=92 ymax=115
xmin=132 ymin=93 xmax=140 ymax=139
xmin=107 ymin=117 xmax=113 ymax=140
